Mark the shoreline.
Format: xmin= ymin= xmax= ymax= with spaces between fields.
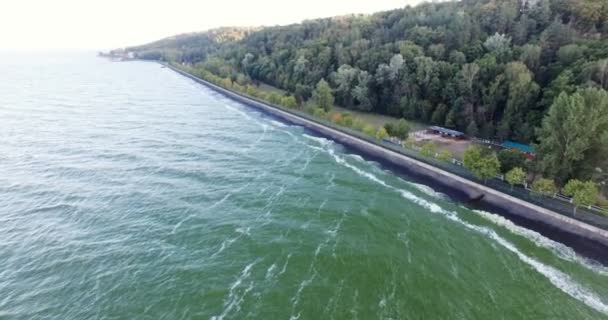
xmin=163 ymin=63 xmax=608 ymax=265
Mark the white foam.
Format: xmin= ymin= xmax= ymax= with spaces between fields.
xmin=473 ymin=209 xmax=608 ymax=276
xmin=326 ymin=213 xmax=345 ymax=237
xmin=211 ymin=260 xmax=259 ymax=320
xmin=302 ymin=134 xmax=333 ymax=147
xmin=223 ymin=104 xmax=254 ymax=121
xmin=235 ymin=226 xmax=251 ymax=236
xmin=348 ymin=154 xmax=365 ymax=162
xmin=211 ymin=237 xmax=238 ymax=258
xmin=279 ymin=253 xmax=292 ymax=276
xmin=327 ymin=148 xmax=608 ymax=315
xmin=290 ymin=271 xmax=317 ymax=319
xmin=407 ymin=181 xmax=448 ymax=199
xmin=328 ymin=149 xmax=390 ymax=188
xmin=265 ymin=263 xmax=277 ymax=280
xmin=170 ymin=213 xmax=195 ymax=234
xmin=270 ymin=120 xmax=288 ymax=128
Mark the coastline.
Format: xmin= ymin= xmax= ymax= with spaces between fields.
xmin=163 ymin=62 xmax=608 ymax=264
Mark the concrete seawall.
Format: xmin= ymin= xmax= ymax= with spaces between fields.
xmin=165 ymin=64 xmax=608 ymax=264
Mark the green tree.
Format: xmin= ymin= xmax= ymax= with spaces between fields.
xmin=497 ymin=149 xmax=527 ymax=174
xmin=376 ymin=127 xmax=389 ymax=140
xmin=268 ymin=93 xmax=282 ymax=105
xmin=281 ymin=96 xmax=298 ymax=108
xmin=363 ymin=125 xmax=376 ymax=136
xmin=463 ymin=146 xmax=483 ymax=171
xmin=392 ymin=119 xmax=410 ymax=139
xmin=519 ymin=44 xmax=541 ymax=72
xmin=563 ymin=179 xmax=598 ymax=215
xmin=477 ymin=153 xmax=501 ymax=182
xmin=594 ymin=59 xmax=608 ymax=90
xmin=437 ymin=150 xmax=453 ymax=162
xmin=466 ymin=120 xmax=479 ymax=137
xmin=464 ymin=146 xmax=501 ymax=182
xmin=352 ymin=118 xmax=365 ymax=131
xmin=420 ymin=142 xmax=436 ymax=158
xmin=506 ymin=167 xmax=526 ymax=190
xmin=536 ymin=88 xmax=608 ymax=183
xmin=332 ymin=65 xmax=358 ymax=107
xmin=532 ymin=178 xmax=557 ymax=197
xmin=132 ymin=0 xmax=608 ymax=171
xmin=557 ymin=44 xmax=584 ymax=66
xmin=430 ymin=104 xmax=448 ymax=125
xmin=312 ymin=107 xmax=327 ymax=118
xmin=312 ymin=79 xmax=334 ymax=112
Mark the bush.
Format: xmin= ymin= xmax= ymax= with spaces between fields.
xmin=352 ymin=118 xmax=366 ymax=131
xmin=505 ymin=167 xmax=526 ymax=190
xmin=376 ymin=127 xmax=389 ymax=140
xmin=245 ymin=85 xmax=258 ymax=96
xmin=463 ymin=146 xmax=501 ymax=182
xmin=532 ymin=178 xmax=557 ymax=196
xmin=563 ymin=179 xmax=598 ymax=214
xmin=221 ymin=78 xmax=233 ymax=89
xmin=391 ymin=119 xmax=410 ymax=139
xmin=281 ymin=96 xmax=298 ymax=108
xmin=312 ymin=108 xmax=327 ymax=118
xmin=363 ymin=125 xmax=376 ymax=136
xmin=268 ymin=93 xmax=282 ymax=105
xmin=420 ymin=142 xmax=436 ymax=158
xmin=304 ymin=104 xmax=316 ymax=115
xmin=403 ymin=138 xmax=416 ymax=149
xmin=341 ymin=113 xmax=354 ymax=127
xmin=437 ymin=150 xmax=452 ymax=162
xmin=330 ymin=113 xmax=343 ymax=124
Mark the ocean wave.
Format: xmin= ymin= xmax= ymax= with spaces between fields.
xmin=348 ymin=154 xmax=365 ymax=162
xmin=269 ymin=120 xmax=288 ymax=128
xmin=406 ymin=181 xmax=448 ymax=200
xmin=302 ymin=134 xmax=333 ymax=147
xmin=211 ymin=260 xmax=259 ymax=320
xmin=326 ymin=148 xmax=608 ymax=315
xmin=473 ymin=209 xmax=608 ymax=276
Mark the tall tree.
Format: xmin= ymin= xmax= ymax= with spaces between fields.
xmin=536 ymin=88 xmax=608 ymax=183
xmin=312 ymin=79 xmax=334 ymax=112
xmin=563 ymin=179 xmax=599 ymax=214
xmin=506 ymin=167 xmax=527 ymax=190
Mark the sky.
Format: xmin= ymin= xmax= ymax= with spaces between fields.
xmin=0 ymin=0 xmax=423 ymax=51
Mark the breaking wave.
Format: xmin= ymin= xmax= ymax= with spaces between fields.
xmin=324 ymin=144 xmax=608 ymax=315
xmin=473 ymin=209 xmax=608 ymax=276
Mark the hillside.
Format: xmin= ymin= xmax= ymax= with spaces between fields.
xmin=128 ymin=0 xmax=608 ymax=187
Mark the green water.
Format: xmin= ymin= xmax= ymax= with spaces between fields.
xmin=0 ymin=54 xmax=607 ymax=319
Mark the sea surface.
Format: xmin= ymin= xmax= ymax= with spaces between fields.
xmin=1 ymin=53 xmax=607 ymax=319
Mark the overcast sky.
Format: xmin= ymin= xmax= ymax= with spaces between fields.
xmin=0 ymin=0 xmax=423 ymax=51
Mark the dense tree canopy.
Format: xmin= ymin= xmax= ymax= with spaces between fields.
xmin=129 ymin=0 xmax=608 ymax=188
xmin=536 ymin=88 xmax=608 ymax=183
xmin=130 ymin=0 xmax=607 ymax=144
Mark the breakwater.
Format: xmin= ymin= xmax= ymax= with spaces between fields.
xmin=165 ymin=63 xmax=608 ymax=264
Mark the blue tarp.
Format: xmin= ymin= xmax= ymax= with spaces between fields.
xmin=501 ymin=141 xmax=534 ymax=153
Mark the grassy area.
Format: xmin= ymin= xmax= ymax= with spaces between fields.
xmin=243 ymin=80 xmax=479 ymax=162
xmin=332 ymin=106 xmax=427 ymax=131
xmin=251 ymin=81 xmax=427 ymax=132
xmin=256 ymin=82 xmax=287 ymax=95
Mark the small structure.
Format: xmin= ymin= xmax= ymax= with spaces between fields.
xmin=427 ymin=126 xmax=466 ymax=139
xmin=501 ymin=141 xmax=535 ymax=159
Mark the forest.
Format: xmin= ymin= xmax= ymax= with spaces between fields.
xmin=128 ymin=0 xmax=608 ymax=198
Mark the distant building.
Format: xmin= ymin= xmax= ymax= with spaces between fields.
xmin=427 ymin=126 xmax=466 ymax=139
